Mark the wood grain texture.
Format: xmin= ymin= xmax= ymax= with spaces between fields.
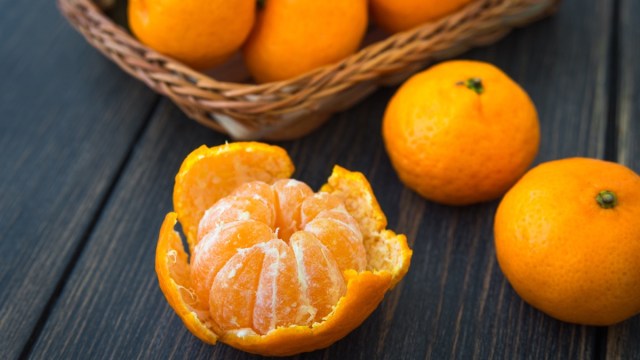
xmin=0 ymin=1 xmax=157 ymax=358
xmin=20 ymin=0 xmax=630 ymax=359
xmin=607 ymin=0 xmax=640 ymax=358
xmin=616 ymin=0 xmax=640 ymax=173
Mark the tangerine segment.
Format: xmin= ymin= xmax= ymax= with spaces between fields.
xmin=209 ymin=242 xmax=266 ymax=333
xmin=198 ymin=196 xmax=275 ymax=241
xmin=272 ymin=179 xmax=314 ymax=241
xmin=252 ymin=239 xmax=310 ymax=335
xmin=300 ymin=192 xmax=344 ymax=226
xmin=173 ymin=143 xmax=294 ymax=253
xmin=290 ymin=231 xmax=346 ymax=323
xmin=304 ymin=207 xmax=367 ymax=272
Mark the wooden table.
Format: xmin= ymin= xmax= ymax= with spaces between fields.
xmin=2 ymin=0 xmax=639 ymax=358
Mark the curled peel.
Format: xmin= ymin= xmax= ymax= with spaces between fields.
xmin=321 ymin=165 xmax=412 ymax=288
xmin=156 ymin=143 xmax=412 ymax=356
xmin=156 ymin=212 xmax=218 ymax=345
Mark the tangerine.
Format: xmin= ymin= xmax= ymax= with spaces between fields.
xmin=128 ymin=0 xmax=255 ymax=70
xmin=494 ymin=158 xmax=640 ymax=325
xmin=370 ymin=0 xmax=474 ymax=33
xmin=382 ymin=60 xmax=540 ymax=205
xmin=156 ymin=142 xmax=412 ymax=355
xmin=243 ymin=0 xmax=368 ymax=83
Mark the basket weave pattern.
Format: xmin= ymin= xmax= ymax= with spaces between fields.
xmin=58 ymin=0 xmax=561 ymax=140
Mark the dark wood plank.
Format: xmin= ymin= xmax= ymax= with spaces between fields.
xmin=606 ymin=0 xmax=640 ymax=358
xmin=616 ymin=0 xmax=640 ymax=173
xmin=0 ymin=1 xmax=158 ymax=358
xmin=27 ymin=0 xmax=612 ymax=358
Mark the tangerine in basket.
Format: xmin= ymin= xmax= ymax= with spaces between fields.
xmin=494 ymin=158 xmax=640 ymax=325
xmin=243 ymin=0 xmax=368 ymax=83
xmin=156 ymin=142 xmax=412 ymax=356
xmin=382 ymin=60 xmax=540 ymax=206
xmin=128 ymin=0 xmax=255 ymax=70
xmin=370 ymin=0 xmax=474 ymax=33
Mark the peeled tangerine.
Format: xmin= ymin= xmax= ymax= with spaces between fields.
xmin=156 ymin=142 xmax=412 ymax=356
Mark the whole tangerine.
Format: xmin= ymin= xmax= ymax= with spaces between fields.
xmin=494 ymin=157 xmax=640 ymax=325
xmin=382 ymin=60 xmax=540 ymax=206
xmin=370 ymin=0 xmax=474 ymax=33
xmin=128 ymin=0 xmax=255 ymax=70
xmin=243 ymin=0 xmax=368 ymax=83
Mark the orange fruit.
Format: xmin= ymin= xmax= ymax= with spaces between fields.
xmin=370 ymin=0 xmax=474 ymax=33
xmin=243 ymin=0 xmax=368 ymax=83
xmin=382 ymin=60 xmax=540 ymax=206
xmin=128 ymin=0 xmax=255 ymax=70
xmin=494 ymin=158 xmax=640 ymax=325
xmin=156 ymin=142 xmax=412 ymax=356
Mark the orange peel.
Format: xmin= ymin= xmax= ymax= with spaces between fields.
xmin=156 ymin=142 xmax=412 ymax=356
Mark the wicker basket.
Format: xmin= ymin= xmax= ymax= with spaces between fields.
xmin=58 ymin=0 xmax=561 ymax=140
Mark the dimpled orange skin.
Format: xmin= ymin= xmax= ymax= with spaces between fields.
xmin=128 ymin=0 xmax=255 ymax=70
xmin=370 ymin=0 xmax=474 ymax=33
xmin=494 ymin=158 xmax=640 ymax=325
xmin=156 ymin=142 xmax=412 ymax=356
xmin=382 ymin=60 xmax=540 ymax=206
xmin=243 ymin=0 xmax=368 ymax=83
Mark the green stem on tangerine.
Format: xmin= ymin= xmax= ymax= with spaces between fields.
xmin=456 ymin=77 xmax=484 ymax=94
xmin=257 ymin=0 xmax=265 ymax=10
xmin=596 ymin=190 xmax=618 ymax=209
